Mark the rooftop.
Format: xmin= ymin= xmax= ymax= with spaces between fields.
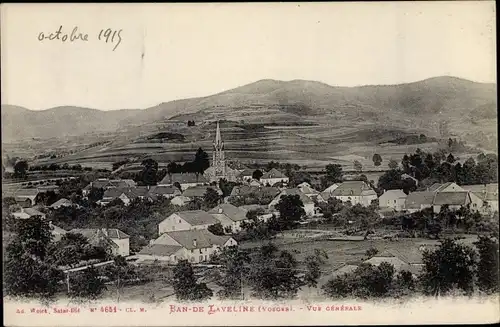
xmin=208 ymin=203 xmax=247 ymax=222
xmin=174 ymin=210 xmax=220 ymax=226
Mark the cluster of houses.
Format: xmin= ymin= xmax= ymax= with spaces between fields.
xmin=379 ymin=182 xmax=499 ymax=215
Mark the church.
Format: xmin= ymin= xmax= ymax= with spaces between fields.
xmin=203 ymin=121 xmax=240 ymax=183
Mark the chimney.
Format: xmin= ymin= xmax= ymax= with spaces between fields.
xmin=193 ymin=239 xmax=197 ymax=247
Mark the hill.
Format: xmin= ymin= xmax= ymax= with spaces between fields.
xmin=2 ymin=76 xmax=497 ymax=154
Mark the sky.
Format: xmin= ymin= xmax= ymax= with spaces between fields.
xmin=1 ymin=2 xmax=497 ymax=111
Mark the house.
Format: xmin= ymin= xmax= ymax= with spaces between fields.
xmin=99 ymin=188 xmax=132 ymax=206
xmin=260 ymin=168 xmax=289 ymax=186
xmin=238 ymin=204 xmax=274 ymax=222
xmin=82 ymin=178 xmax=137 ymax=196
xmin=229 ymin=185 xmax=281 ymax=205
xmin=427 ymin=182 xmax=465 ymax=193
xmin=239 ymin=169 xmax=256 ymax=182
xmin=158 ymin=173 xmax=209 ymax=191
xmin=378 ymin=190 xmax=407 ymax=211
xmin=462 ymin=183 xmax=499 ymax=213
xmin=171 ymin=195 xmax=191 ymax=206
xmin=158 ymin=210 xmax=220 ymax=234
xmin=249 ymin=179 xmax=262 ymax=187
xmin=320 ymin=183 xmax=340 ymax=201
xmin=182 ymin=185 xmax=223 ymax=199
xmin=137 ymin=229 xmax=237 ymax=264
xmin=363 ymin=249 xmax=424 ymax=276
xmin=404 ymin=191 xmax=435 ymax=213
xmin=148 ymin=185 xmax=181 ymax=199
xmin=49 ymin=222 xmax=67 ymax=242
xmin=298 ymin=183 xmax=326 ymax=203
xmin=268 ymin=188 xmax=316 ymax=217
xmin=330 ymin=264 xmax=359 ymax=278
xmin=37 ymin=185 xmax=60 ymax=194
xmin=128 ymin=186 xmax=152 ymax=201
xmin=330 ymin=181 xmax=378 ymax=207
xmin=70 ymin=228 xmax=130 ymax=256
xmin=12 ymin=207 xmax=46 ymax=220
xmin=208 ymin=203 xmax=249 ymax=233
xmin=13 ymin=188 xmax=40 ymax=207
xmin=432 ymin=191 xmax=473 ymax=213
xmin=49 ymin=198 xmax=74 ymax=209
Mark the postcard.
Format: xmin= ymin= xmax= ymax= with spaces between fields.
xmin=1 ymin=2 xmax=498 ymax=326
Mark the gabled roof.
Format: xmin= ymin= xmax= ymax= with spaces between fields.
xmin=298 ymin=185 xmax=319 ymax=195
xmin=69 ymin=228 xmax=119 ymax=248
xmin=261 ymin=168 xmax=287 ymax=180
xmin=274 ymin=188 xmax=314 ymax=205
xmin=461 ymin=184 xmax=499 ymax=201
xmin=240 ymin=169 xmax=256 ymax=176
xmin=138 ymin=244 xmax=182 ymax=256
xmin=208 ymin=203 xmax=247 ymax=222
xmin=379 ymin=189 xmax=407 ymax=200
xmin=173 ymin=210 xmax=219 ymax=226
xmin=331 ymin=264 xmax=359 ymax=278
xmin=427 ymin=182 xmax=463 ymax=193
xmin=50 ymin=198 xmax=73 ymax=208
xmin=404 ymin=191 xmax=435 ymax=209
xmin=182 ymin=186 xmax=222 ymax=198
xmin=238 ymin=204 xmax=272 ymax=214
xmin=128 ymin=186 xmax=150 ymax=197
xmin=14 ymin=188 xmax=40 ymax=197
xmin=162 ymin=229 xmax=233 ymax=250
xmin=433 ymin=192 xmax=469 ymax=206
xmin=331 ymin=181 xmax=376 ymax=197
xmin=159 ymin=173 xmax=208 ymax=185
xmin=102 ymin=228 xmax=130 ymax=239
xmin=230 ymin=185 xmax=281 ymax=198
xmin=102 ymin=187 xmax=129 ymax=199
xmin=148 ymin=186 xmax=181 ymax=196
xmin=50 ymin=224 xmax=67 ymax=235
xmin=14 ymin=208 xmax=45 ymax=217
xmin=371 ymin=248 xmax=423 ymax=265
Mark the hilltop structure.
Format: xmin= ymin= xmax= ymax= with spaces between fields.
xmin=203 ymin=121 xmax=239 ymax=183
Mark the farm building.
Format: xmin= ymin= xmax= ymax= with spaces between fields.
xmin=49 ymin=198 xmax=74 ymax=209
xmin=158 ymin=210 xmax=219 ymax=234
xmin=404 ymin=191 xmax=435 ymax=213
xmin=138 ymin=229 xmax=237 ymax=263
xmin=70 ymin=228 xmax=130 ymax=256
xmin=329 ymin=181 xmax=378 ymax=207
xmin=269 ymin=188 xmax=316 ymax=217
xmin=158 ymin=173 xmax=209 ymax=191
xmin=12 ymin=207 xmax=46 ymax=220
xmin=260 ymin=168 xmax=289 ymax=186
xmin=378 ymin=190 xmax=407 ymax=211
xmin=461 ymin=183 xmax=499 ymax=213
xmin=208 ymin=203 xmax=249 ymax=233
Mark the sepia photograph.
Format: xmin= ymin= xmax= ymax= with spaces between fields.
xmin=1 ymin=2 xmax=498 ymax=326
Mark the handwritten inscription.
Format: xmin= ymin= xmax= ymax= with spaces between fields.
xmin=37 ymin=26 xmax=122 ymax=51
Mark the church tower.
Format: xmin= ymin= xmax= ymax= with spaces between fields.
xmin=212 ymin=121 xmax=226 ymax=178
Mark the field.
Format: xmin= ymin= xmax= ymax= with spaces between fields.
xmin=7 ymin=119 xmax=483 ymax=173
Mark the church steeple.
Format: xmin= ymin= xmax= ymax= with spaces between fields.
xmin=213 ymin=120 xmax=225 ymax=176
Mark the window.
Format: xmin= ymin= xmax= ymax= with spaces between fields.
xmin=178 ymin=219 xmax=181 ymax=223
xmin=199 ymin=256 xmax=203 ymax=262
xmin=191 ymin=249 xmax=194 ymax=253
xmin=199 ymin=248 xmax=202 ymax=254
xmin=394 ymin=200 xmax=396 ymax=203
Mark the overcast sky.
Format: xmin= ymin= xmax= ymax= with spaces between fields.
xmin=1 ymin=2 xmax=496 ymax=110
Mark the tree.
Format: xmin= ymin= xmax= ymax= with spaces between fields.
xmin=274 ymin=194 xmax=305 ymax=230
xmin=388 ymin=159 xmax=399 ymax=170
xmin=208 ymin=223 xmax=225 ymax=236
xmin=353 ymin=160 xmax=362 ymax=173
xmin=325 ymin=164 xmax=343 ymax=183
xmin=474 ymin=236 xmax=499 ymax=293
xmin=304 ymin=249 xmax=328 ymax=288
xmin=203 ymin=188 xmax=220 ymax=209
xmin=372 ymin=154 xmax=383 ymax=166
xmin=14 ymin=160 xmax=29 ymax=178
xmin=446 ymin=153 xmax=456 ymax=164
xmin=248 ymin=244 xmax=304 ymax=299
xmin=252 ymin=169 xmax=263 ymax=181
xmin=138 ymin=158 xmax=159 ymax=186
xmin=216 ymin=246 xmax=251 ymax=299
xmin=193 ymin=148 xmax=210 ymax=174
xmin=172 ymin=260 xmax=213 ymax=301
xmin=4 ymin=218 xmax=64 ymax=298
xmin=69 ymin=266 xmax=106 ymax=300
xmin=420 ymin=238 xmax=476 ymax=296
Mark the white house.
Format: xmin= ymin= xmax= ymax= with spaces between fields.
xmin=378 ymin=190 xmax=407 ymax=211
xmin=330 ymin=181 xmax=378 ymax=206
xmin=158 ymin=210 xmax=220 ymax=234
xmin=260 ymin=168 xmax=289 ymax=186
xmin=208 ymin=203 xmax=249 ymax=233
xmin=158 ymin=173 xmax=209 ymax=191
xmin=462 ymin=183 xmax=499 ymax=214
xmin=137 ymin=229 xmax=237 ymax=263
xmin=49 ymin=198 xmax=75 ymax=210
xmin=170 ymin=195 xmax=192 ymax=207
xmin=268 ymin=188 xmax=316 ymax=217
xmin=148 ymin=186 xmax=182 ymax=199
xmin=12 ymin=208 xmax=46 ymax=220
xmin=239 ymin=169 xmax=256 ymax=182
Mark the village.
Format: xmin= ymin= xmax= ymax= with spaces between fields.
xmin=2 ymin=120 xmax=498 ymax=302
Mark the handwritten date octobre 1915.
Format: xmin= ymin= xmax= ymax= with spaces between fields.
xmin=38 ymin=26 xmax=122 ymax=51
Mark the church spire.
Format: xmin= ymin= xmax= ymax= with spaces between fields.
xmin=215 ymin=120 xmax=222 ymax=146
